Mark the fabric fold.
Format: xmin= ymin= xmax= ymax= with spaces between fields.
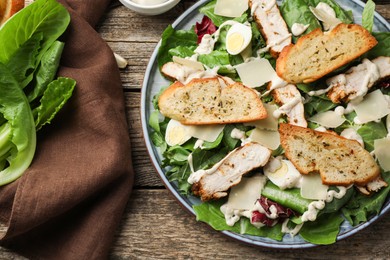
xmin=0 ymin=0 xmax=133 ymax=259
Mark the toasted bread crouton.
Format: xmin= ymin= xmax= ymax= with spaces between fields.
xmin=192 ymin=142 xmax=271 ymax=201
xmin=276 ymin=23 xmax=378 ymax=84
xmin=279 ymin=123 xmax=380 ymax=186
xmin=158 ymin=78 xmax=267 ymax=125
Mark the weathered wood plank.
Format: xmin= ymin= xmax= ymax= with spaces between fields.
xmin=2 ymin=190 xmax=390 ymax=259
xmin=109 ymin=189 xmax=390 ymax=259
xmin=124 ymin=92 xmax=164 ymax=187
xmin=106 ymin=41 xmax=156 ymax=90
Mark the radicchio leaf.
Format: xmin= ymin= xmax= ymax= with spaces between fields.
xmin=195 ymin=16 xmax=217 ymax=44
xmin=251 ymin=196 xmax=296 ymax=227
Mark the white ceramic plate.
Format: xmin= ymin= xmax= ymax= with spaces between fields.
xmin=141 ymin=0 xmax=390 ymax=248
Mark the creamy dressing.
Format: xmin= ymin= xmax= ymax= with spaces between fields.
xmin=195 ymin=34 xmax=215 ymax=55
xmin=194 ymin=139 xmax=205 ymax=149
xmin=353 ymin=59 xmax=381 ymax=101
xmin=220 ymin=204 xmax=252 ymax=226
xmin=291 ymin=23 xmax=310 ymax=36
xmin=301 ymin=186 xmax=348 ymax=222
xmin=301 ymin=200 xmax=325 ymax=222
xmin=188 ymin=146 xmax=240 ymax=184
xmin=230 ymin=128 xmax=246 ymax=140
xmin=179 ymin=66 xmax=220 ymax=85
xmin=195 ymin=20 xmax=244 ymax=56
xmin=325 ymin=186 xmax=348 ymax=203
xmin=250 ymin=0 xmax=277 ymax=15
xmin=281 ymin=219 xmax=303 ymax=237
xmin=230 ymin=128 xmax=252 ymax=145
xmin=262 ymin=75 xmax=288 ymax=97
xmin=325 ymin=59 xmax=381 ymax=104
xmin=257 ymin=33 xmax=292 ymax=55
xmin=310 ymin=74 xmax=346 ymax=97
xmin=308 ymin=84 xmax=335 ymax=96
xmin=132 ymin=0 xmax=167 ymax=6
xmin=334 ymin=104 xmax=354 ymax=115
xmin=253 ymin=200 xmax=279 ymax=219
xmin=273 ymin=96 xmax=302 ymax=119
xmin=220 ymin=175 xmax=268 ymax=227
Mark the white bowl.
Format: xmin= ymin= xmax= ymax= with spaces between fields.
xmin=118 ymin=0 xmax=181 ymax=15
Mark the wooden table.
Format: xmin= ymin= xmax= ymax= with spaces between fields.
xmin=1 ymin=1 xmax=389 ymax=259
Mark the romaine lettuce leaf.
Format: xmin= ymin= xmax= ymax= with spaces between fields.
xmin=299 ymin=212 xmax=344 ymax=245
xmin=33 ymin=77 xmax=76 ymax=131
xmin=280 ymin=0 xmax=322 ymax=42
xmin=364 ymin=32 xmax=390 ymax=59
xmin=342 ymin=172 xmax=390 ymax=226
xmin=362 ymin=0 xmax=375 ymax=33
xmin=0 ymin=0 xmax=70 ymax=64
xmin=5 ymin=33 xmax=43 ymax=88
xmin=199 ymin=0 xmax=248 ymax=27
xmin=157 ymin=25 xmax=197 ymax=69
xmin=198 ymin=50 xmax=237 ymax=75
xmin=357 ymin=121 xmax=388 ymax=152
xmin=0 ymin=63 xmax=36 ymax=185
xmin=28 ymin=41 xmax=65 ymax=102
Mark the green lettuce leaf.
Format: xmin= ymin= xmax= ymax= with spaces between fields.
xmin=199 ymin=0 xmax=249 ymax=27
xmin=299 ymin=212 xmax=344 ymax=245
xmin=280 ymin=0 xmax=322 ymax=42
xmin=342 ymin=172 xmax=390 ymax=226
xmin=157 ymin=25 xmax=197 ymax=69
xmin=362 ymin=0 xmax=375 ymax=33
xmin=168 ymin=46 xmax=196 ymax=59
xmin=0 ymin=63 xmax=36 ymax=185
xmin=364 ymin=32 xmax=390 ymax=59
xmin=357 ymin=121 xmax=388 ymax=152
xmin=28 ymin=41 xmax=65 ymax=102
xmin=33 ymin=77 xmax=76 ymax=131
xmin=5 ymin=33 xmax=43 ymax=88
xmin=0 ymin=0 xmax=70 ymax=64
xmin=193 ymin=199 xmax=284 ymax=241
xmin=198 ymin=50 xmax=237 ymax=75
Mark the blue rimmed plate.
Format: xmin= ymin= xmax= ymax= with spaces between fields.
xmin=140 ymin=0 xmax=390 ymax=249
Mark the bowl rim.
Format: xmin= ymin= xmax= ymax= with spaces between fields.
xmin=119 ymin=0 xmax=179 ymax=9
xmin=140 ymin=0 xmax=390 ymax=250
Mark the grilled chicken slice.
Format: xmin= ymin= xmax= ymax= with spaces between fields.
xmin=191 ymin=142 xmax=271 ymax=201
xmin=271 ymin=83 xmax=307 ymax=127
xmin=249 ymin=0 xmax=292 ymax=58
xmin=327 ymin=56 xmax=390 ymax=103
xmin=356 ymin=176 xmax=388 ymax=195
xmin=161 ymin=61 xmax=235 ymax=86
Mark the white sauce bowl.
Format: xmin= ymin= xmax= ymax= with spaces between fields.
xmin=118 ymin=0 xmax=181 ymax=15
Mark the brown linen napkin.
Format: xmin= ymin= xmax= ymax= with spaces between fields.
xmin=0 ymin=0 xmax=134 ymax=259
